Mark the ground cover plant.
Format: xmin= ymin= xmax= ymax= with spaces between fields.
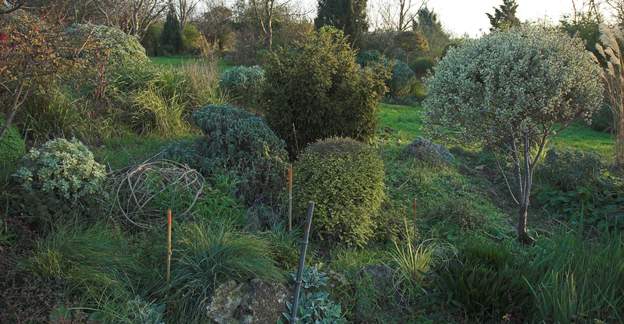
xmin=3 ymin=1 xmax=624 ymax=323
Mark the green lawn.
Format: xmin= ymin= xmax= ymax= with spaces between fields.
xmin=378 ymin=103 xmax=615 ymax=158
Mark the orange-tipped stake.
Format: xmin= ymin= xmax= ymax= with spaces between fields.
xmin=166 ymin=209 xmax=172 ymax=283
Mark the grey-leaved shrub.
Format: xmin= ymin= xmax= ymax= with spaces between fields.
xmin=14 ymin=138 xmax=106 ymax=205
xmin=425 ymin=25 xmax=603 ymax=243
xmin=65 ymin=23 xmax=149 ymax=69
xmin=164 ymin=104 xmax=288 ymax=205
xmin=219 ymin=65 xmax=265 ymax=109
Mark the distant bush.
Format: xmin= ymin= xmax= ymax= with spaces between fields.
xmin=538 ymin=149 xmax=603 ymax=191
xmin=589 ymin=103 xmax=613 ymax=132
xmin=357 ymin=50 xmax=385 ymax=66
xmin=164 ymin=221 xmax=282 ymax=323
xmin=410 ymin=57 xmax=435 ymax=77
xmin=535 ymin=149 xmax=624 ymax=229
xmin=65 ymin=23 xmax=149 ymax=68
xmin=13 ymin=139 xmax=106 ymax=218
xmin=262 ymin=27 xmax=388 ymax=156
xmin=0 ymin=117 xmax=26 ymax=183
xmin=293 ymin=138 xmax=385 ymax=246
xmin=389 ymin=60 xmax=417 ymax=98
xmin=164 ymin=104 xmax=288 ymax=205
xmin=436 ymin=236 xmax=531 ymax=320
xmin=219 ymin=65 xmax=265 ymax=109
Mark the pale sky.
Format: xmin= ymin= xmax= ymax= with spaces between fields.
xmin=297 ymin=0 xmax=581 ymax=37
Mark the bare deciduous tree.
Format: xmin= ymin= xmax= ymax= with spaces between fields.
xmin=379 ymin=0 xmax=427 ymax=31
xmin=95 ymin=0 xmax=167 ymax=39
xmin=176 ymin=0 xmax=200 ymax=27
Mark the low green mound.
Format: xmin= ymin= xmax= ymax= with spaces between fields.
xmin=294 ymin=137 xmax=385 ymax=247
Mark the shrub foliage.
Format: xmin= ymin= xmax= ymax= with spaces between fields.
xmin=293 ymin=138 xmax=385 ymax=246
xmin=165 ymin=104 xmax=288 ymax=205
xmin=425 ymin=25 xmax=603 ymax=242
xmin=219 ymin=65 xmax=265 ymax=109
xmin=65 ymin=23 xmax=149 ymax=68
xmin=262 ymin=27 xmax=388 ymax=155
xmin=14 ymin=138 xmax=106 ymax=204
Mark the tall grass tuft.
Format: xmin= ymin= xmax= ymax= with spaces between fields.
xmin=179 ymin=60 xmax=226 ymax=107
xmin=27 ymin=223 xmax=139 ymax=303
xmin=527 ymin=232 xmax=624 ymax=323
xmin=163 ymin=221 xmax=283 ymax=323
xmin=131 ymin=87 xmax=189 ymax=137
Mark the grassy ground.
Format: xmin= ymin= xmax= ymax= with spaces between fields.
xmin=150 ymin=55 xmax=232 ymax=72
xmin=378 ymin=103 xmax=615 ymax=157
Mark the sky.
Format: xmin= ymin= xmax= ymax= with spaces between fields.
xmin=297 ymin=0 xmax=581 ymax=37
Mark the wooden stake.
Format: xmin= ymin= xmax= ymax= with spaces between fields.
xmin=291 ymin=201 xmax=315 ymax=323
xmin=166 ymin=209 xmax=172 ymax=283
xmin=287 ymin=164 xmax=293 ymax=232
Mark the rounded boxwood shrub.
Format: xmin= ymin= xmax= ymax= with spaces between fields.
xmin=262 ymin=27 xmax=388 ymax=156
xmin=14 ymin=138 xmax=106 ymax=204
xmin=164 ymin=104 xmax=288 ymax=205
xmin=65 ymin=23 xmax=149 ymax=68
xmin=219 ymin=65 xmax=265 ymax=109
xmin=0 ymin=117 xmax=26 ymax=181
xmin=293 ymin=138 xmax=385 ymax=246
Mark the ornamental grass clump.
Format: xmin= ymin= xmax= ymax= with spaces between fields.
xmin=293 ymin=138 xmax=385 ymax=247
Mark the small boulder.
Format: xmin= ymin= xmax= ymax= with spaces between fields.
xmin=206 ymin=279 xmax=290 ymax=324
xmin=239 ymin=279 xmax=291 ymax=324
xmin=206 ymin=280 xmax=246 ymax=324
xmin=403 ymin=137 xmax=454 ymax=165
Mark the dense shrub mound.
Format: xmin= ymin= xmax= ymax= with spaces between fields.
xmin=0 ymin=117 xmax=26 ymax=181
xmin=14 ymin=138 xmax=106 ymax=203
xmin=65 ymin=23 xmax=149 ymax=68
xmin=293 ymin=138 xmax=385 ymax=246
xmin=389 ymin=60 xmax=416 ymax=98
xmin=262 ymin=27 xmax=388 ymax=156
xmin=219 ymin=65 xmax=265 ymax=109
xmin=165 ymin=104 xmax=288 ymax=205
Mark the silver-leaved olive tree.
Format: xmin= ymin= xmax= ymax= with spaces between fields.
xmin=424 ymin=25 xmax=603 ymax=244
